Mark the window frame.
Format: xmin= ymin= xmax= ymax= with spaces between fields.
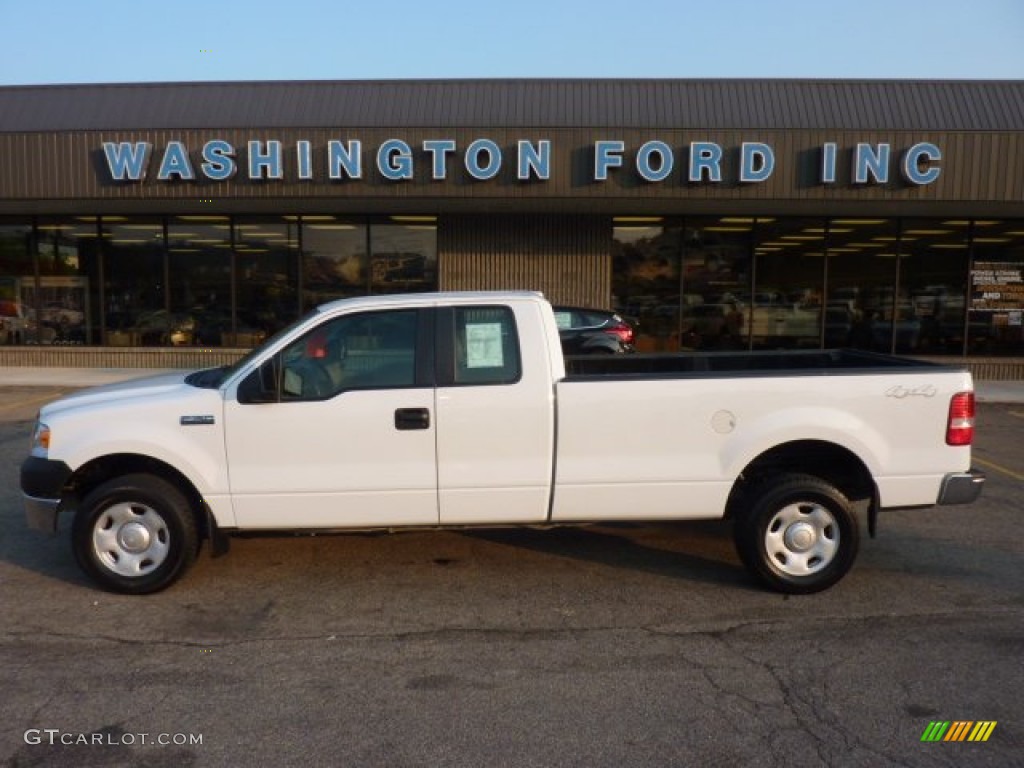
xmin=238 ymin=307 xmax=434 ymax=404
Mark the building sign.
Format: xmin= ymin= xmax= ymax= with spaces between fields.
xmin=972 ymin=261 xmax=1024 ymax=314
xmin=100 ymin=139 xmax=942 ymax=187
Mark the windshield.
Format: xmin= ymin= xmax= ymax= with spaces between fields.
xmin=184 ymin=308 xmax=323 ymax=389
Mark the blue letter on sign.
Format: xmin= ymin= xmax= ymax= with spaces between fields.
xmin=740 ymin=142 xmax=774 ymax=183
xmin=854 ymin=143 xmax=890 ymax=184
xmin=636 ymin=141 xmax=673 ymax=182
xmin=689 ymin=142 xmax=722 ymax=182
xmin=296 ymin=141 xmax=313 ymax=180
xmin=465 ymin=139 xmax=502 ymax=180
xmin=423 ymin=139 xmax=456 ymax=180
xmin=201 ymin=140 xmax=236 ymax=180
xmin=157 ymin=141 xmax=195 ymax=181
xmin=378 ymin=139 xmax=413 ymax=180
xmin=248 ymin=140 xmax=283 ymax=180
xmin=594 ymin=140 xmax=624 ymax=181
xmin=103 ymin=142 xmax=151 ymax=181
xmin=517 ymin=140 xmax=551 ymax=180
xmin=901 ymin=142 xmax=942 ymax=185
xmin=328 ymin=140 xmax=362 ymax=180
xmin=821 ymin=142 xmax=838 ymax=184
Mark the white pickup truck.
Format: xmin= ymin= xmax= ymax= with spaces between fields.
xmin=21 ymin=291 xmax=984 ymax=595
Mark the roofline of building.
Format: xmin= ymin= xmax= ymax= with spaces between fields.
xmin=3 ymin=76 xmax=1023 ymax=90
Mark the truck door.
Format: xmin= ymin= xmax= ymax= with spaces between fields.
xmin=224 ymin=307 xmax=438 ymax=529
xmin=435 ymin=304 xmax=556 ymax=524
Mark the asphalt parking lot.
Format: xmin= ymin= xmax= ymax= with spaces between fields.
xmin=0 ymin=386 xmax=1021 ymax=767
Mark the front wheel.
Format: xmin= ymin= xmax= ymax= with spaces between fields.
xmin=733 ymin=473 xmax=859 ymax=594
xmin=72 ymin=473 xmax=199 ymax=594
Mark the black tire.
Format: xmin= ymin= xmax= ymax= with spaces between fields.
xmin=72 ymin=473 xmax=199 ymax=594
xmin=733 ymin=473 xmax=859 ymax=594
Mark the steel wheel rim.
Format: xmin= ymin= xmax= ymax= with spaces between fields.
xmin=764 ymin=501 xmax=839 ymax=577
xmin=92 ymin=502 xmax=170 ymax=577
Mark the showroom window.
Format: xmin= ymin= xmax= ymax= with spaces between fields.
xmin=300 ymin=216 xmax=368 ymax=309
xmin=611 ymin=216 xmax=1021 ymax=356
xmin=682 ymin=218 xmax=753 ymax=351
xmin=103 ymin=218 xmax=165 ymax=346
xmin=750 ymin=218 xmax=825 ymax=350
xmin=33 ymin=217 xmax=101 ymax=344
xmin=302 ymin=216 xmax=439 ymax=308
xmin=824 ymin=219 xmax=900 ymax=352
xmin=4 ymin=214 xmax=438 ymax=349
xmin=370 ymin=217 xmax=438 ymax=295
xmin=0 ymin=220 xmax=34 ymax=345
xmin=234 ymin=216 xmax=301 ymax=344
xmin=165 ymin=216 xmax=233 ymax=347
xmin=611 ymin=218 xmax=682 ymax=352
xmin=897 ymin=219 xmax=969 ymax=354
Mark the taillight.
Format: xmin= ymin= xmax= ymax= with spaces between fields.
xmin=609 ymin=323 xmax=634 ymax=345
xmin=946 ymin=392 xmax=975 ymax=446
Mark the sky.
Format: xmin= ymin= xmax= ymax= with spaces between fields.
xmin=1 ymin=0 xmax=1023 ymax=84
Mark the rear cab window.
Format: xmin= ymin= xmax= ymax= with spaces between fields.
xmin=445 ymin=306 xmax=522 ymax=386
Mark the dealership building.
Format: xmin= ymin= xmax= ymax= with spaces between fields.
xmin=1 ymin=79 xmax=1022 ymax=375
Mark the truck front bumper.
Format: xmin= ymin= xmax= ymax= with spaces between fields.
xmin=937 ymin=470 xmax=985 ymax=505
xmin=21 ymin=457 xmax=72 ymax=535
xmin=24 ymin=495 xmax=61 ymax=534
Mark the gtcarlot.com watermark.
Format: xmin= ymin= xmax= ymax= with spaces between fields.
xmin=24 ymin=729 xmax=203 ymax=747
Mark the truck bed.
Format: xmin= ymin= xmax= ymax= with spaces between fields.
xmin=564 ymin=348 xmax=965 ymax=379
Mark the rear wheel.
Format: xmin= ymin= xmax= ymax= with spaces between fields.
xmin=72 ymin=473 xmax=199 ymax=594
xmin=733 ymin=473 xmax=859 ymax=594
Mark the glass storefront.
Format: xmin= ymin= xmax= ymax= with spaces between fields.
xmin=31 ymin=218 xmax=102 ymax=345
xmin=1 ymin=213 xmax=1021 ymax=357
xmin=611 ymin=218 xmax=682 ymax=352
xmin=825 ymin=219 xmax=900 ymax=351
xmin=681 ymin=219 xmax=751 ymax=352
xmin=301 ymin=217 xmax=368 ymax=307
xmin=104 ymin=217 xmax=165 ymax=346
xmin=612 ymin=217 xmax=1024 ymax=357
xmin=370 ymin=218 xmax=438 ymax=295
xmin=0 ymin=222 xmax=34 ymax=345
xmin=750 ymin=218 xmax=824 ymax=350
xmin=0 ymin=215 xmax=439 ymax=348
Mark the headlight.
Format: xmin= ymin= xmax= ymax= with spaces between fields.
xmin=30 ymin=420 xmax=51 ymax=458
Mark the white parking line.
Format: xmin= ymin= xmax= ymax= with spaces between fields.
xmin=973 ymin=456 xmax=1024 ymax=483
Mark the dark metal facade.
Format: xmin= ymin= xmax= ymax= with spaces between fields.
xmin=439 ymin=215 xmax=610 ymax=306
xmin=2 ymin=79 xmax=1023 ymax=131
xmin=1 ymin=79 xmax=1022 ymax=218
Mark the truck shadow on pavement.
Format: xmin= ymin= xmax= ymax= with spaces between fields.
xmin=459 ymin=521 xmax=753 ymax=590
xmin=5 ymin=513 xmax=1020 ymax=600
xmin=1 ymin=515 xmax=752 ymax=595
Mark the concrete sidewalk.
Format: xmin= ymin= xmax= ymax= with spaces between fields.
xmin=2 ymin=366 xmax=1023 ymax=403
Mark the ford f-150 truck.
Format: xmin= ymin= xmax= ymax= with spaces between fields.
xmin=21 ymin=291 xmax=984 ymax=595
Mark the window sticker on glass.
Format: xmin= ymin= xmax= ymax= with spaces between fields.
xmin=465 ymin=323 xmax=504 ymax=368
xmin=553 ymin=312 xmax=572 ymax=330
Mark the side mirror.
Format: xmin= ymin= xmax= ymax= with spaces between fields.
xmin=237 ymin=358 xmax=279 ymax=404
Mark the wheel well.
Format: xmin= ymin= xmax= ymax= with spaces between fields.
xmin=65 ymin=454 xmax=209 ymax=540
xmin=726 ymin=440 xmax=875 ymax=518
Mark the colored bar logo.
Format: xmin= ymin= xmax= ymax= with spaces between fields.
xmin=921 ymin=721 xmax=997 ymax=742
